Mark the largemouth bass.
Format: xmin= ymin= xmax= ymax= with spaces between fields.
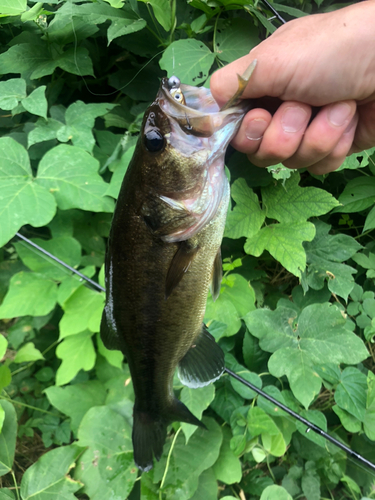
xmin=100 ymin=63 xmax=256 ymax=472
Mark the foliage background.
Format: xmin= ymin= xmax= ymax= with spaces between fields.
xmin=0 ymin=0 xmax=375 ymax=499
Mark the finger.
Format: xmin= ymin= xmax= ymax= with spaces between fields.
xmin=246 ymin=102 xmax=312 ymax=168
xmin=307 ymin=113 xmax=358 ymax=175
xmin=230 ymin=108 xmax=272 ymax=155
xmin=350 ymin=101 xmax=375 ymax=153
xmin=283 ymin=100 xmax=357 ymax=170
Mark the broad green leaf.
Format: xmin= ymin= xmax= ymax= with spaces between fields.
xmin=180 ymin=384 xmax=215 ymax=442
xmin=0 ymin=488 xmax=14 ymax=499
xmin=56 ymin=101 xmax=117 ymax=153
xmin=59 ymin=286 xmax=105 ymax=338
xmin=189 ymin=468 xmax=218 ymax=500
xmin=225 ymin=178 xmax=265 ymax=239
xmin=248 ymin=407 xmax=280 ymax=436
xmin=0 ymin=400 xmax=17 ymax=477
xmin=0 ymin=136 xmax=31 ymax=178
xmin=0 ymin=0 xmax=26 ymax=15
xmin=210 ymin=378 xmax=244 ymax=423
xmin=14 ymin=236 xmax=81 ymax=281
xmin=245 ymin=221 xmax=315 ymax=278
xmin=262 ymin=430 xmax=286 ymax=457
xmin=229 ymin=367 xmax=262 ymax=400
xmin=215 ymin=18 xmax=259 ymax=63
xmin=160 ymin=39 xmax=215 ymax=86
xmin=153 ymin=418 xmax=222 ymax=500
xmin=295 ymin=410 xmax=327 ymax=448
xmin=334 ymin=367 xmax=367 ymax=421
xmin=363 ymin=205 xmax=375 ymax=232
xmin=97 ymin=334 xmax=124 ymax=369
xmin=107 ymin=16 xmax=146 ymax=44
xmin=246 ymin=303 xmax=368 ymax=408
xmin=0 ymin=272 xmax=57 ymax=319
xmin=139 ymin=0 xmax=171 ymax=31
xmin=75 ymin=405 xmax=136 ymax=499
xmin=301 ymin=473 xmax=320 ymax=500
xmin=0 ymin=335 xmax=7 ymax=359
xmin=105 ymin=146 xmax=135 ymax=199
xmin=260 ymin=485 xmax=292 ymax=500
xmin=335 ymin=177 xmax=375 ymax=213
xmin=303 ymin=221 xmax=362 ymax=300
xmin=332 ymin=405 xmax=362 ymax=433
xmin=213 ymin=426 xmax=241 ymax=484
xmin=28 ymin=118 xmax=63 ymax=148
xmin=20 ymin=445 xmax=83 ymax=500
xmin=45 ymin=380 xmax=107 ymax=432
xmin=13 ymin=342 xmax=44 ymax=363
xmin=20 ymin=2 xmax=43 ymax=22
xmin=0 ymin=78 xmax=26 ymax=110
xmin=205 ymin=274 xmax=255 ymax=338
xmin=21 ymin=86 xmax=47 ymax=119
xmin=262 ymin=173 xmax=339 ymax=223
xmin=0 ymin=366 xmax=12 ymax=392
xmin=36 ymin=145 xmax=114 ymax=212
xmin=0 ymin=43 xmax=94 ymax=79
xmin=55 ymin=330 xmax=96 ymax=385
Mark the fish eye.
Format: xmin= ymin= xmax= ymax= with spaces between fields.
xmin=168 ymin=76 xmax=180 ymax=89
xmin=144 ymin=129 xmax=165 ymax=153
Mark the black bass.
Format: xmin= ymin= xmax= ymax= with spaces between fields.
xmin=100 ymin=63 xmax=256 ymax=472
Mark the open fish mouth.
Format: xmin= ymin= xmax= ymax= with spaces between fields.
xmin=156 ymin=75 xmax=251 ymax=138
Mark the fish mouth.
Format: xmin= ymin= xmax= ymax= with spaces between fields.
xmin=157 ymin=77 xmax=250 ymax=138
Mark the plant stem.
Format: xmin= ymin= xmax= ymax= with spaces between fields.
xmin=11 ymin=470 xmax=20 ymax=500
xmin=159 ymin=427 xmax=182 ymax=499
xmin=0 ymin=395 xmax=59 ymax=417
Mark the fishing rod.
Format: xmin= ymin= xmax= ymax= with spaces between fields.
xmin=260 ymin=0 xmax=287 ymax=25
xmin=12 ymin=231 xmax=375 ymax=475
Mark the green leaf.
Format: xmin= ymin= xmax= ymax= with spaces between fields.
xmin=332 ymin=405 xmax=362 ymax=433
xmin=335 ymin=177 xmax=375 ymax=213
xmin=160 ymin=39 xmax=215 ymax=86
xmin=59 ymin=286 xmax=104 ymax=338
xmin=15 ymin=236 xmax=81 ymax=281
xmin=56 ymin=101 xmax=117 ymax=153
xmin=0 ymin=366 xmax=12 ymax=392
xmin=75 ymin=405 xmax=136 ymax=499
xmin=20 ymin=445 xmax=83 ymax=500
xmin=28 ymin=118 xmax=63 ymax=148
xmin=334 ymin=367 xmax=367 ymax=421
xmin=303 ymin=221 xmax=361 ymax=300
xmin=215 ymin=18 xmax=259 ymax=64
xmin=180 ymin=384 xmax=215 ymax=442
xmin=105 ymin=146 xmax=135 ymax=199
xmin=295 ymin=410 xmax=327 ymax=448
xmin=213 ymin=426 xmax=242 ymax=484
xmin=0 ymin=400 xmax=17 ymax=477
xmin=248 ymin=407 xmax=280 ymax=436
xmin=13 ymin=342 xmax=44 ymax=363
xmin=107 ymin=16 xmax=146 ymax=44
xmin=245 ymin=221 xmax=315 ymax=278
xmin=301 ymin=472 xmax=320 ymax=500
xmin=262 ymin=430 xmax=286 ymax=457
xmin=262 ymin=173 xmax=339 ymax=223
xmin=0 ymin=0 xmax=26 ymax=15
xmin=55 ymin=330 xmax=96 ymax=385
xmin=139 ymin=0 xmax=171 ymax=30
xmin=0 ymin=78 xmax=26 ymax=110
xmin=364 ymin=372 xmax=375 ymax=440
xmin=36 ymin=145 xmax=114 ymax=212
xmin=224 ymin=178 xmax=265 ymax=239
xmin=21 ymin=86 xmax=47 ymax=119
xmin=246 ymin=303 xmax=368 ymax=408
xmin=0 ymin=334 xmax=7 ymax=359
xmin=229 ymin=367 xmax=262 ymax=400
xmin=188 ymin=468 xmax=218 ymax=500
xmin=260 ymin=485 xmax=292 ymax=500
xmin=153 ymin=418 xmax=222 ymax=500
xmin=0 ymin=488 xmax=14 ymax=499
xmin=0 ymin=272 xmax=57 ymax=319
xmin=97 ymin=334 xmax=124 ymax=369
xmin=45 ymin=380 xmax=107 ymax=432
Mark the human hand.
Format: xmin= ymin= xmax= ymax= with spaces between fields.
xmin=210 ymin=1 xmax=375 ymax=174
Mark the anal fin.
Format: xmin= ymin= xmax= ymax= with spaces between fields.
xmin=210 ymin=248 xmax=222 ymax=302
xmin=165 ymin=241 xmax=198 ymax=299
xmin=178 ymin=325 xmax=225 ymax=388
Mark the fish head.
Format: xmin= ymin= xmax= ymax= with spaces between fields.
xmin=136 ymin=75 xmax=250 ymax=241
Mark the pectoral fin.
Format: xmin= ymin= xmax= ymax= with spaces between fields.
xmin=210 ymin=249 xmax=222 ymax=302
xmin=165 ymin=241 xmax=198 ymax=299
xmin=178 ymin=325 xmax=225 ymax=388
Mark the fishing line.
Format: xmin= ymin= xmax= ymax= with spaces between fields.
xmin=12 ymin=232 xmax=375 ymax=476
xmin=259 ymin=0 xmax=287 ymax=25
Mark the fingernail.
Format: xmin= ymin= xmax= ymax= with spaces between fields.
xmin=245 ymin=119 xmax=267 ymax=140
xmin=328 ymin=102 xmax=352 ymax=127
xmin=281 ymin=106 xmax=308 ymax=133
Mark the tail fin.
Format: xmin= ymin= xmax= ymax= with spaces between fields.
xmin=132 ymin=398 xmax=206 ymax=472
